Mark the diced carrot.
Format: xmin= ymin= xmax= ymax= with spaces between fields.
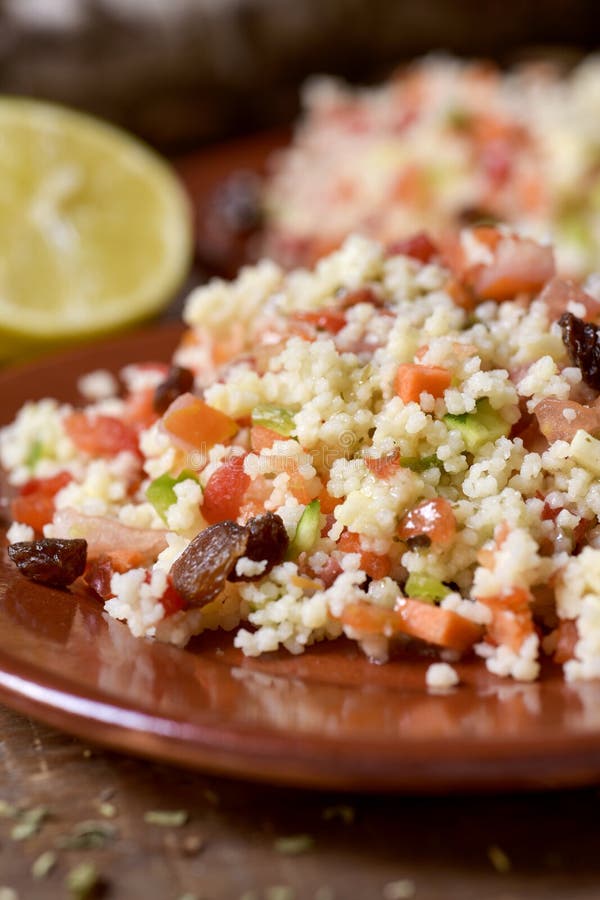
xmin=390 ymin=164 xmax=429 ymax=206
xmin=398 ymin=498 xmax=456 ymax=546
xmin=340 ymin=599 xmax=482 ymax=653
xmin=471 ymin=225 xmax=503 ymax=250
xmin=202 ymin=456 xmax=250 ymax=524
xmin=11 ymin=471 xmax=73 ymax=533
xmin=288 ymin=468 xmax=319 ymax=505
xmin=162 ymin=396 xmax=237 ymax=451
xmin=317 ymin=486 xmax=340 ymax=514
xmin=554 ymin=619 xmax=578 ymax=664
xmin=250 ymin=425 xmax=281 ymax=452
xmin=394 ymin=364 xmax=451 ymax=404
xmin=338 ymin=530 xmax=392 ymax=580
xmin=477 ymin=587 xmax=533 ymax=652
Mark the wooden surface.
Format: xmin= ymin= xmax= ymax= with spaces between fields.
xmin=1 ymin=704 xmax=600 ymax=898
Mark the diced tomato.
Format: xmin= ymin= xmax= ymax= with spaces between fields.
xmin=64 ymin=413 xmax=140 ymax=457
xmin=534 ymin=397 xmax=600 ymax=444
xmin=338 ymin=530 xmax=391 ymax=580
xmin=366 ymin=452 xmax=401 ymax=479
xmin=390 ymin=164 xmax=429 ymax=207
xmin=124 ymin=387 xmax=159 ymax=430
xmin=290 ymin=309 xmax=347 ymax=335
xmin=159 ymin=577 xmax=187 ymax=616
xmin=162 ymin=394 xmax=238 ymax=451
xmin=250 ymin=425 xmax=281 ymax=452
xmin=394 ymin=363 xmax=451 ymax=404
xmin=386 ymin=231 xmax=438 ymax=263
xmin=471 ymin=235 xmax=555 ymax=301
xmin=538 ymin=277 xmax=600 ymax=323
xmin=288 ymin=468 xmax=320 ymax=505
xmin=337 ymin=286 xmax=383 ymax=309
xmin=11 ymin=471 xmax=72 ymax=533
xmin=202 ymin=456 xmax=250 ymax=524
xmin=397 ymin=498 xmax=456 ymax=546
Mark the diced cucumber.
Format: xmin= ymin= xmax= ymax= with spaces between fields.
xmin=251 ymin=404 xmax=296 ymax=437
xmin=443 ymin=398 xmax=510 ymax=453
xmin=287 ymin=499 xmax=321 ymax=559
xmin=146 ymin=469 xmax=199 ymax=522
xmin=405 ymin=572 xmax=450 ymax=603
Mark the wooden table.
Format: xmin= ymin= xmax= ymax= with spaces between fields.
xmin=1 ymin=704 xmax=599 ymax=899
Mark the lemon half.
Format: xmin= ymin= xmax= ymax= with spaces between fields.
xmin=0 ymin=98 xmax=192 ymax=359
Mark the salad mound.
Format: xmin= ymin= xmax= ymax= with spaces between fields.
xmin=3 ymin=226 xmax=600 ymax=683
xmin=259 ymin=56 xmax=600 ymax=278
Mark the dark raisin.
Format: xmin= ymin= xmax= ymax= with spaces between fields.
xmin=153 ymin=365 xmax=195 ymax=415
xmin=8 ymin=538 xmax=87 ymax=588
xmin=170 ymin=521 xmax=248 ymax=607
xmin=559 ymin=312 xmax=600 ymax=389
xmin=84 ymin=554 xmax=115 ymax=600
xmin=228 ymin=512 xmax=289 ymax=582
xmin=406 ymin=534 xmax=432 ymax=550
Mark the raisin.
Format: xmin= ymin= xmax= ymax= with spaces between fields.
xmin=559 ymin=312 xmax=600 ymax=389
xmin=170 ymin=521 xmax=248 ymax=607
xmin=153 ymin=365 xmax=195 ymax=415
xmin=228 ymin=513 xmax=289 ymax=582
xmin=8 ymin=538 xmax=87 ymax=588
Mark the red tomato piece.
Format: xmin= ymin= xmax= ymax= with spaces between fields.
xmin=11 ymin=471 xmax=72 ymax=533
xmin=291 ymin=309 xmax=347 ymax=334
xmin=202 ymin=456 xmax=251 ymax=525
xmin=65 ymin=413 xmax=140 ymax=457
xmin=397 ymin=498 xmax=456 ymax=546
xmin=338 ymin=530 xmax=392 ymax=580
xmin=386 ymin=231 xmax=438 ymax=263
xmin=159 ymin=577 xmax=187 ymax=616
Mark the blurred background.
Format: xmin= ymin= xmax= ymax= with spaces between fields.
xmin=0 ymin=0 xmax=596 ymax=152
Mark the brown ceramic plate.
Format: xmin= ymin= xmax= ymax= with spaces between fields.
xmin=2 ymin=327 xmax=600 ymax=793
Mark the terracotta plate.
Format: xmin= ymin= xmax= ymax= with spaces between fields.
xmin=2 ymin=327 xmax=600 ymax=793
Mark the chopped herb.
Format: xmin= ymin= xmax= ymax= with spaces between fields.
xmin=10 ymin=806 xmax=48 ymax=841
xmin=98 ymin=802 xmax=117 ymax=819
xmin=265 ymin=888 xmax=295 ymax=900
xmin=66 ymin=861 xmax=99 ymax=899
xmin=399 ymin=454 xmax=440 ymax=472
xmin=274 ymin=834 xmax=314 ymax=855
xmin=0 ymin=800 xmax=17 ymax=818
xmin=144 ymin=809 xmax=188 ymax=827
xmin=56 ymin=820 xmax=117 ymax=850
xmin=31 ymin=850 xmax=57 ymax=880
xmin=487 ymin=844 xmax=511 ymax=873
xmin=382 ymin=879 xmax=416 ymax=899
xmin=322 ymin=804 xmax=355 ymax=825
